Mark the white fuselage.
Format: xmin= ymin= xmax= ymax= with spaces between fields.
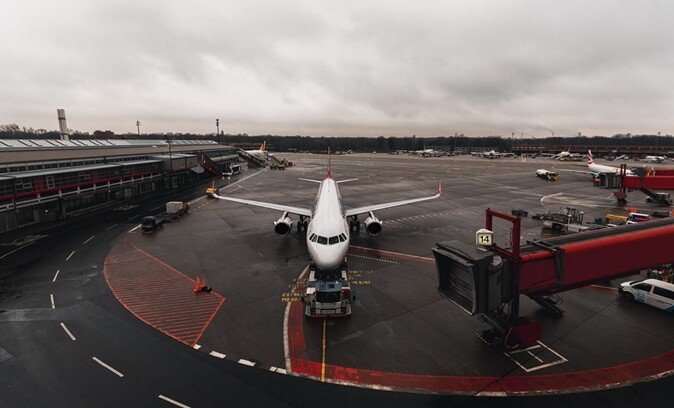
xmin=306 ymin=178 xmax=350 ymax=271
xmin=588 ymin=162 xmax=634 ymax=175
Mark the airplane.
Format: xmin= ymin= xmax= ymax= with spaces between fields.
xmin=213 ymin=150 xmax=441 ymax=271
xmin=245 ymin=141 xmax=268 ymax=159
xmin=643 ymin=155 xmax=666 ymax=163
xmin=559 ymin=150 xmax=634 ymax=177
xmin=471 ymin=149 xmax=502 ymax=159
xmin=411 ymin=148 xmax=435 ymax=156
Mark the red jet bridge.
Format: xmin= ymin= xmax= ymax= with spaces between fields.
xmin=612 ymin=164 xmax=674 ymax=206
xmin=432 ymin=208 xmax=674 ymax=348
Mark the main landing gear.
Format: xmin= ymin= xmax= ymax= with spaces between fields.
xmin=297 ymin=216 xmax=309 ymax=233
xmin=349 ymin=216 xmax=361 ymax=233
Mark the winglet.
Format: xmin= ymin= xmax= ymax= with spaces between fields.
xmin=327 ymin=147 xmax=332 ymax=178
xmin=437 ymin=181 xmax=442 ymax=196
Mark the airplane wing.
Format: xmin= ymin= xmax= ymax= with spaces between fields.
xmin=337 ymin=178 xmax=359 ymax=184
xmin=299 ymin=178 xmax=322 ymax=183
xmin=213 ymin=193 xmax=312 ymax=217
xmin=344 ymin=182 xmax=441 ymax=217
xmin=557 ymin=169 xmax=594 ymax=175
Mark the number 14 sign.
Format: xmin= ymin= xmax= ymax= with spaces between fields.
xmin=475 ymin=228 xmax=493 ymax=246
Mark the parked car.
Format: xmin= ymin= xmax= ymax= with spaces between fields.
xmin=619 ymin=279 xmax=674 ymax=312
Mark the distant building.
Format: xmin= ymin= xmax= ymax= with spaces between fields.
xmin=0 ymin=139 xmax=239 ymax=233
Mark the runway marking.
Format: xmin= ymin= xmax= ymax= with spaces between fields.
xmin=104 ymin=223 xmax=118 ymax=230
xmin=128 ymin=214 xmax=140 ymax=220
xmin=193 ymin=344 xmax=201 ymax=350
xmin=158 ymin=395 xmax=191 ymax=408
xmin=0 ymin=241 xmax=36 ymax=260
xmin=321 ymin=319 xmax=327 ymax=382
xmin=50 ymin=294 xmax=55 ymax=309
xmin=209 ymin=351 xmax=226 ymax=359
xmin=52 ymin=269 xmax=60 ymax=282
xmin=348 ymin=253 xmax=398 ymax=264
xmin=269 ymin=366 xmax=287 ymax=374
xmin=127 ymin=224 xmax=142 ymax=233
xmin=501 ymin=341 xmax=567 ymax=373
xmin=238 ymin=358 xmax=255 ymax=367
xmin=83 ymin=235 xmax=95 ymax=244
xmin=60 ymin=322 xmax=76 ymax=341
xmin=92 ymin=357 xmax=124 ymax=377
xmin=65 ymin=251 xmax=75 ymax=261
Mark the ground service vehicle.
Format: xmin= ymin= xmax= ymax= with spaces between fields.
xmin=141 ymin=216 xmax=164 ymax=232
xmin=536 ymin=169 xmax=558 ymax=181
xmin=303 ymin=264 xmax=354 ymax=317
xmin=620 ymin=279 xmax=674 ymax=312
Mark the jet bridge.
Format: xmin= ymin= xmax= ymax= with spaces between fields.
xmin=432 ymin=208 xmax=674 ymax=348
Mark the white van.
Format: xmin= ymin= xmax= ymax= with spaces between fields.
xmin=619 ymin=279 xmax=674 ymax=313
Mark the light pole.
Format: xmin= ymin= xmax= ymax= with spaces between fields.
xmin=657 ymin=131 xmax=661 ymax=153
xmin=216 ymin=118 xmax=220 ymax=135
xmin=136 ymin=120 xmax=141 ymax=136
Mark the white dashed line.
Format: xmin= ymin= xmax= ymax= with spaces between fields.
xmin=50 ymin=294 xmax=55 ymax=309
xmin=270 ymin=366 xmax=287 ymax=374
xmin=209 ymin=351 xmax=226 ymax=359
xmin=92 ymin=357 xmax=124 ymax=377
xmin=52 ymin=269 xmax=60 ymax=282
xmin=193 ymin=344 xmax=201 ymax=350
xmin=158 ymin=395 xmax=191 ymax=408
xmin=238 ymin=359 xmax=255 ymax=367
xmin=60 ymin=322 xmax=76 ymax=341
xmin=104 ymin=223 xmax=118 ymax=231
xmin=65 ymin=251 xmax=75 ymax=261
xmin=83 ymin=235 xmax=95 ymax=244
xmin=128 ymin=224 xmax=142 ymax=233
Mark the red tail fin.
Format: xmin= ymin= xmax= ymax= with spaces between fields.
xmin=259 ymin=141 xmax=267 ymax=153
xmin=327 ymin=147 xmax=332 ymax=178
xmin=587 ymin=149 xmax=594 ymax=164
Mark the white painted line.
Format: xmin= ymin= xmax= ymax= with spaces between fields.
xmin=50 ymin=294 xmax=55 ymax=309
xmin=128 ymin=214 xmax=140 ymax=220
xmin=104 ymin=223 xmax=119 ymax=231
xmin=127 ymin=224 xmax=142 ymax=233
xmin=92 ymin=357 xmax=124 ymax=377
xmin=270 ymin=366 xmax=287 ymax=374
xmin=238 ymin=358 xmax=255 ymax=367
xmin=209 ymin=351 xmax=226 ymax=359
xmin=0 ymin=241 xmax=36 ymax=260
xmin=158 ymin=395 xmax=191 ymax=408
xmin=83 ymin=235 xmax=95 ymax=244
xmin=193 ymin=344 xmax=201 ymax=350
xmin=65 ymin=251 xmax=75 ymax=261
xmin=60 ymin=322 xmax=76 ymax=341
xmin=52 ymin=269 xmax=60 ymax=282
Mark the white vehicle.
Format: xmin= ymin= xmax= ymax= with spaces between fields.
xmin=620 ymin=279 xmax=674 ymax=313
xmin=536 ymin=169 xmax=558 ymax=181
xmin=214 ymin=150 xmax=441 ymax=316
xmin=644 ymin=155 xmax=666 ymax=163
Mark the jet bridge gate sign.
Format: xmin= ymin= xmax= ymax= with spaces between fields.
xmin=432 ymin=208 xmax=674 ymax=348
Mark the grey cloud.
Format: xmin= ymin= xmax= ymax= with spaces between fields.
xmin=1 ymin=0 xmax=673 ymax=136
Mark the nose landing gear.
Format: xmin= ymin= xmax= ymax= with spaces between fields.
xmin=297 ymin=216 xmax=309 ymax=233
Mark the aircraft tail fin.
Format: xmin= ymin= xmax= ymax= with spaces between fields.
xmin=259 ymin=141 xmax=267 ymax=153
xmin=587 ymin=150 xmax=594 ymax=165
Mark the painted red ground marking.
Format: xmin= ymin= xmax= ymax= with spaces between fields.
xmin=349 ymin=245 xmax=435 ymax=264
xmin=104 ymin=239 xmax=225 ymax=346
xmin=286 ymin=261 xmax=674 ymax=394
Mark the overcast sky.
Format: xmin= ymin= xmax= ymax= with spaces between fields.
xmin=1 ymin=1 xmax=673 ymax=137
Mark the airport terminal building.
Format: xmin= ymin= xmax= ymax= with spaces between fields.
xmin=0 ymin=139 xmax=239 ymax=232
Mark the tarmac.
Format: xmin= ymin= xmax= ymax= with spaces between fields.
xmin=1 ymin=153 xmax=673 ymax=407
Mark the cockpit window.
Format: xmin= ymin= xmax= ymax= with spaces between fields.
xmin=338 ymin=233 xmax=347 ymax=242
xmin=328 ymin=236 xmax=339 ymax=245
xmin=317 ymin=236 xmax=328 ymax=245
xmin=309 ymin=234 xmax=318 ymax=242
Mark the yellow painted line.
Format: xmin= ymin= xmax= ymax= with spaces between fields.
xmin=321 ymin=319 xmax=327 ymax=382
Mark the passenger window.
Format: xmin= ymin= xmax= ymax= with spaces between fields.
xmin=633 ymin=283 xmax=653 ymax=292
xmin=329 ymin=236 xmax=339 ymax=245
xmin=318 ymin=236 xmax=328 ymax=245
xmin=653 ymin=287 xmax=674 ymax=300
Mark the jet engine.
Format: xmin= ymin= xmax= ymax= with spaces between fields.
xmin=274 ymin=213 xmax=292 ymax=236
xmin=364 ymin=212 xmax=383 ymax=236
